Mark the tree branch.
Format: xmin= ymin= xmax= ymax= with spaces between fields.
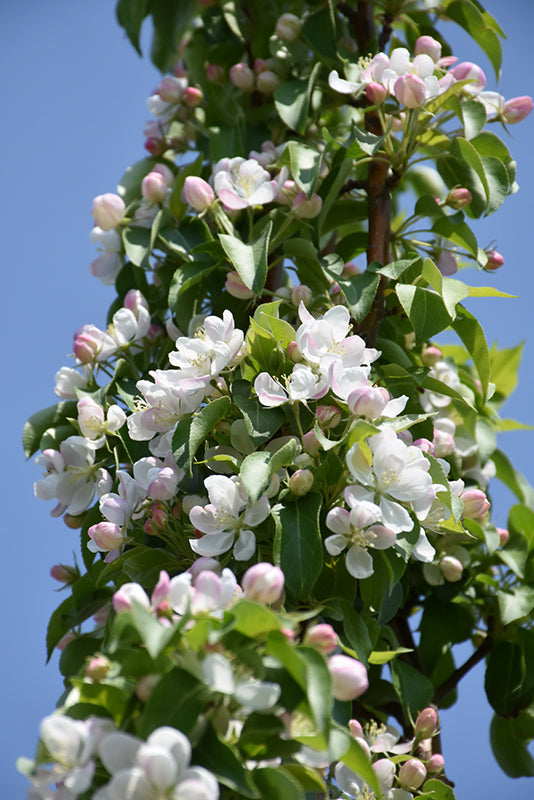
xmin=433 ymin=635 xmax=493 ymax=705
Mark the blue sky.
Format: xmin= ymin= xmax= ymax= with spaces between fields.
xmin=3 ymin=0 xmax=534 ymax=796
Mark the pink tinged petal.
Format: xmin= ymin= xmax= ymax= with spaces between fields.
xmin=345 ymin=545 xmax=374 ymax=579
xmin=202 ymin=653 xmax=235 ymax=694
xmin=151 ymin=571 xmax=171 ymax=606
xmin=189 ymin=505 xmax=224 ymax=534
xmin=192 ymin=570 xmax=222 ymax=613
xmin=234 ymin=681 xmax=281 ymax=710
xmin=394 ymin=73 xmax=427 ymax=107
xmin=254 ymin=372 xmax=288 ymax=406
xmin=326 ymin=507 xmax=352 ymax=536
xmin=325 ymin=533 xmax=349 ymax=556
xmin=243 ymin=494 xmax=271 ymax=526
xmin=189 ymin=531 xmax=236 ymax=557
xmin=369 ymin=525 xmax=397 ymax=550
xmin=349 ymin=501 xmax=382 ymax=529
xmin=374 ymin=758 xmax=395 ymax=793
xmin=113 ymin=583 xmax=150 ymax=614
xmin=379 ymin=497 xmax=413 ymax=534
xmin=217 ymin=187 xmax=250 ymax=210
xmin=98 ymin=731 xmax=141 ymax=773
xmin=233 ymin=529 xmax=256 ymax=561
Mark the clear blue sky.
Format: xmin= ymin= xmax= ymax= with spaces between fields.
xmin=3 ymin=0 xmax=533 ymax=796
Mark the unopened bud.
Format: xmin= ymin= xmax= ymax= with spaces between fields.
xmin=446 ymin=187 xmax=472 ymax=209
xmin=497 ymin=527 xmax=510 ymax=546
xmin=413 ymin=438 xmax=435 ymax=456
xmin=287 ymin=341 xmax=302 ymax=363
xmin=275 ymin=13 xmax=301 ymax=42
xmin=426 ymin=754 xmax=445 ymax=775
xmin=450 ymin=62 xmax=487 ymax=92
xmin=484 ymin=250 xmax=504 ymax=271
xmin=421 ymin=345 xmax=442 ymax=366
xmin=461 ymin=488 xmax=490 ymax=520
xmin=399 ymin=759 xmax=427 ymax=791
xmin=141 ymin=171 xmax=168 ymax=204
xmin=50 ymin=563 xmax=77 ymax=584
xmin=91 ymin=193 xmax=125 ymax=231
xmin=182 ymin=176 xmax=214 ymax=212
xmin=230 ymin=62 xmax=255 ymax=92
xmin=394 ymin=73 xmax=427 ymax=108
xmin=437 ymin=251 xmax=458 ymax=276
xmin=85 ymin=656 xmax=110 ymax=683
xmin=304 ymin=623 xmax=339 ymax=654
xmin=183 ymin=86 xmax=203 ymax=107
xmin=415 ymin=35 xmax=442 ymax=62
xmin=225 ymin=270 xmax=254 ymax=299
xmin=501 ymin=95 xmax=533 ymax=124
xmin=256 ymin=70 xmax=280 ymax=94
xmin=302 ymin=429 xmax=321 ymax=457
xmin=316 ymin=405 xmax=341 ymax=429
xmin=289 ymin=468 xmax=314 ymax=496
xmin=157 ymin=76 xmax=185 ymax=103
xmin=281 ymin=627 xmax=295 ymax=643
xmin=365 ymin=81 xmax=388 ymax=104
xmin=328 ymin=655 xmax=368 ymax=701
xmin=88 ymin=521 xmax=124 ymax=552
xmin=439 ymin=555 xmax=464 ymax=582
xmin=291 ymin=284 xmax=313 ymax=307
xmin=206 ymin=63 xmax=225 ymax=83
xmin=242 ymin=563 xmax=285 ymax=604
xmin=292 ymin=192 xmax=323 ymax=219
xmin=415 ymin=707 xmax=439 ymax=740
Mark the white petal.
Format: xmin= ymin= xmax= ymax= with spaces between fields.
xmin=234 ymin=681 xmax=281 ymax=710
xmin=202 ymin=653 xmax=235 ymax=694
xmin=98 ymin=732 xmax=141 ymax=774
xmin=233 ymin=529 xmax=256 ymax=561
xmin=346 ymin=545 xmax=374 ymax=579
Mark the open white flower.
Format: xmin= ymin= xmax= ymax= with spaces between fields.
xmin=189 ymin=475 xmax=270 ymax=560
xmin=212 ymin=157 xmax=286 ymax=210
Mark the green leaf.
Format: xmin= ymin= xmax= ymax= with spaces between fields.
xmin=368 ymin=647 xmax=414 ymax=665
xmin=274 ymin=63 xmax=320 ymax=134
xmin=273 ymin=493 xmax=323 ymax=599
xmin=390 ymin=660 xmax=434 ymax=719
xmin=23 ymin=401 xmax=77 ymax=458
xmin=421 ymin=257 xmax=469 ymax=318
xmin=122 ymin=226 xmax=150 ymax=267
xmin=450 ymin=138 xmax=509 ymax=215
xmin=195 ymin=721 xmax=257 ymax=796
xmin=231 ymin=380 xmax=285 ymax=444
xmin=396 ymin=284 xmax=452 ymax=343
xmin=240 ymin=451 xmax=272 ymax=505
xmin=150 ymin=0 xmax=197 ymax=73
xmin=451 ymin=305 xmax=490 ymax=397
xmin=231 ymin=599 xmax=281 ymax=637
xmin=118 ymin=157 xmax=154 ymax=204
xmin=322 ymin=264 xmax=380 ymax=323
xmin=46 ymin=579 xmax=112 ymax=660
xmin=444 ymin=0 xmax=502 ymax=78
xmin=328 ymin=728 xmax=382 ymax=797
xmin=172 ymin=396 xmax=231 ymax=473
xmin=286 ymin=141 xmax=321 ymax=195
xmin=485 ymin=640 xmax=532 ymax=716
xmin=498 ymin=586 xmax=534 ymax=626
xmin=372 ymin=255 xmax=421 ymax=280
xmin=219 ymin=222 xmax=272 ymax=295
xmin=116 ymin=0 xmax=149 ymax=55
xmin=128 ymin=601 xmax=178 ymax=659
xmin=509 ymin=504 xmax=534 ymax=550
xmin=456 ymin=98 xmax=487 ymax=140
xmin=254 ymin=767 xmax=304 ymax=800
xmin=490 ymin=342 xmax=524 ymax=398
xmin=140 ymin=667 xmax=207 ymax=738
xmin=317 ymin=153 xmax=352 ymax=236
xmin=418 ymin=778 xmax=457 ymax=799
xmin=490 ymin=714 xmax=534 ymax=778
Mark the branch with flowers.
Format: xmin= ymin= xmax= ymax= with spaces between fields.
xmin=19 ymin=1 xmax=534 ymax=798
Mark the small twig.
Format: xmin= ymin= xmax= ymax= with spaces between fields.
xmin=378 ymin=13 xmax=394 ymax=51
xmin=433 ymin=635 xmax=493 ymax=704
xmin=339 ymin=178 xmax=367 ymax=195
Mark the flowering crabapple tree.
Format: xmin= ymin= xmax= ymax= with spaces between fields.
xmin=20 ymin=1 xmax=534 ymax=798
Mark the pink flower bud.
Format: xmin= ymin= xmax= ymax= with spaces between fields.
xmin=497 ymin=527 xmax=510 ymax=546
xmin=291 ymin=284 xmax=313 ymax=307
xmin=182 ymin=176 xmax=214 ymax=211
xmin=348 ymin=719 xmax=364 ymax=739
xmin=461 ymin=488 xmax=490 ymax=520
xmin=136 ymin=674 xmax=161 ymax=702
xmin=484 ymin=250 xmax=504 ymax=271
xmin=328 ymin=655 xmax=368 ymax=701
xmin=85 ymin=656 xmax=110 ymax=683
xmin=394 ymin=73 xmax=427 ymax=108
xmin=289 ymin=468 xmax=314 ymax=496
xmin=256 ymin=71 xmax=280 ymax=94
xmin=230 ymin=62 xmax=255 ymax=92
xmin=242 ymin=563 xmax=285 ymax=604
xmin=437 ymin=251 xmax=458 ymax=276
xmin=415 ymin=707 xmax=439 ymax=739
xmin=206 ymin=63 xmax=225 ymax=83
xmin=426 ymin=754 xmax=445 ymax=775
xmin=88 ymin=522 xmax=125 ymax=552
xmin=304 ymin=623 xmax=339 ymax=654
xmin=501 ymin=96 xmax=533 ymax=124
xmin=56 ymin=631 xmax=76 ymax=651
xmin=399 ymin=758 xmax=427 ymax=791
xmin=50 ymin=563 xmax=77 ymax=584
xmin=141 ymin=171 xmax=168 ymax=204
xmin=281 ymin=627 xmax=295 ymax=643
xmin=449 ymin=62 xmax=486 ymax=92
xmin=91 ymin=193 xmax=125 ymax=231
xmin=316 ymin=405 xmax=341 ymax=429
xmin=225 ymin=270 xmax=254 ymax=299
xmin=365 ymin=81 xmax=388 ymax=104
xmin=292 ymin=192 xmax=323 ymax=219
xmin=413 ymin=438 xmax=435 ymax=456
xmin=302 ymin=429 xmax=321 ymax=457
xmin=287 ymin=341 xmax=303 ymax=363
xmin=446 ymin=187 xmax=472 ymax=209
xmin=433 ymin=428 xmax=455 ymax=457
xmin=421 ymin=345 xmax=442 ymax=366
xmin=347 ymin=385 xmax=389 ymax=419
xmin=275 ymin=13 xmax=301 ymax=41
xmin=73 ymin=332 xmax=100 ymax=364
xmin=157 ymin=76 xmax=185 ymax=103
xmin=415 ymin=35 xmax=442 ymax=62
xmin=183 ymin=86 xmax=203 ymax=107
xmin=440 ymin=555 xmax=464 ymax=582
